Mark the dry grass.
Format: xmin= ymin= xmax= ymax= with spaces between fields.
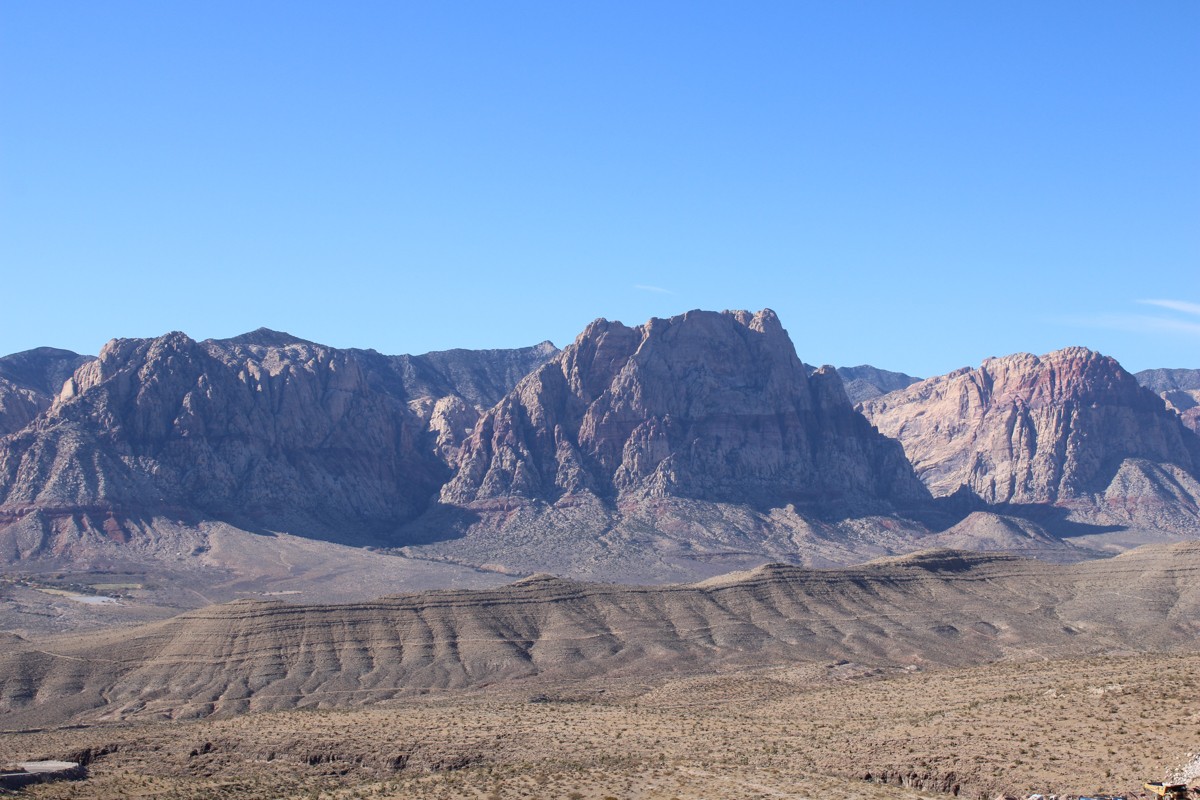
xmin=3 ymin=652 xmax=1199 ymax=800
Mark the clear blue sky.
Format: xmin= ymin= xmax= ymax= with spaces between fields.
xmin=2 ymin=1 xmax=1196 ymax=376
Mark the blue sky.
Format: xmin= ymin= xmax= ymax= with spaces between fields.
xmin=1 ymin=1 xmax=1196 ymax=376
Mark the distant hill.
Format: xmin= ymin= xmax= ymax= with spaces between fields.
xmin=835 ymin=365 xmax=921 ymax=403
xmin=1135 ymin=367 xmax=1200 ymax=434
xmin=1135 ymin=367 xmax=1200 ymax=392
xmin=2 ymin=542 xmax=1198 ymax=728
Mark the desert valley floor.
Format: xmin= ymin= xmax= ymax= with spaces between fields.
xmin=3 ymin=652 xmax=1199 ymax=800
xmin=3 ymin=545 xmax=1200 ymax=800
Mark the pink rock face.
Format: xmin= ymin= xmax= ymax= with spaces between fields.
xmin=860 ymin=348 xmax=1200 ymax=505
xmin=442 ymin=309 xmax=927 ymax=512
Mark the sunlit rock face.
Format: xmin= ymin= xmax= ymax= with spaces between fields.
xmin=861 ymin=348 xmax=1200 ymax=523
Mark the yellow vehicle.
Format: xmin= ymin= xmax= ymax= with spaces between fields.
xmin=1144 ymin=783 xmax=1188 ymax=800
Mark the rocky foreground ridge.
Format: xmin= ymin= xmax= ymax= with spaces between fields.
xmin=1 ymin=542 xmax=1198 ymax=728
xmin=0 ymin=310 xmax=1198 ymax=583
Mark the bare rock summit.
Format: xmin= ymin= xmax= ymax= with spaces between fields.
xmin=443 ymin=309 xmax=927 ymax=513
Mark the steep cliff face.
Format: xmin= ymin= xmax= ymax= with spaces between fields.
xmin=860 ymin=348 xmax=1200 ymax=514
xmin=0 ymin=333 xmax=446 ymax=538
xmin=0 ymin=348 xmax=94 ymax=436
xmin=442 ymin=309 xmax=927 ymax=512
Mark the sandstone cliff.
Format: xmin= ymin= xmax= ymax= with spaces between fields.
xmin=442 ymin=309 xmax=927 ymax=513
xmin=0 ymin=332 xmax=447 ymax=543
xmin=860 ymin=348 xmax=1200 ymax=526
xmin=349 ymin=340 xmax=558 ymax=464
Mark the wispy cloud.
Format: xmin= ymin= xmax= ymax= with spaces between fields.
xmin=1137 ymin=299 xmax=1200 ymax=316
xmin=1060 ymin=313 xmax=1200 ymax=336
xmin=1058 ymin=298 xmax=1200 ymax=338
xmin=634 ymin=284 xmax=673 ymax=295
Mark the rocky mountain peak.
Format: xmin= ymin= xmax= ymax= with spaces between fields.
xmin=1 ymin=330 xmax=444 ymax=541
xmin=860 ymin=347 xmax=1200 ymax=509
xmin=216 ymin=328 xmax=317 ymax=348
xmin=1135 ymin=367 xmax=1200 ymax=394
xmin=442 ymin=309 xmax=926 ymax=512
xmin=836 ymin=365 xmax=921 ymax=404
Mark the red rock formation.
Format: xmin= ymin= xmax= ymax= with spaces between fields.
xmin=860 ymin=348 xmax=1200 ymax=515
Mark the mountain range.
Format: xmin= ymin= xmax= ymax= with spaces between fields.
xmin=1 ymin=308 xmax=1198 ymax=601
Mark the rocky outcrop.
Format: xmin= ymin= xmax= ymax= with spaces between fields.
xmin=348 ymin=340 xmax=558 ymax=465
xmin=442 ymin=309 xmax=927 ymax=513
xmin=836 ymin=365 xmax=920 ymax=404
xmin=388 ymin=342 xmax=559 ymax=412
xmin=1136 ymin=369 xmax=1200 ymax=434
xmin=0 ymin=348 xmax=94 ymax=437
xmin=860 ymin=348 xmax=1200 ymax=523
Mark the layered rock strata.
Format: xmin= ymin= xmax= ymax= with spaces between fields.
xmin=2 ymin=542 xmax=1198 ymax=727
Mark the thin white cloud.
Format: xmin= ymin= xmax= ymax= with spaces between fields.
xmin=634 ymin=284 xmax=674 ymax=295
xmin=1137 ymin=299 xmax=1200 ymax=316
xmin=1060 ymin=312 xmax=1200 ymax=336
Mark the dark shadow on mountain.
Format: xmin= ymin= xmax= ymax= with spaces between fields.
xmin=893 ymin=489 xmax=1127 ymax=538
xmin=995 ymin=505 xmax=1127 ymax=538
xmin=388 ymin=503 xmax=482 ymax=547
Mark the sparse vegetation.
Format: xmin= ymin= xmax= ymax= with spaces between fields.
xmin=3 ymin=652 xmax=1199 ymax=799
